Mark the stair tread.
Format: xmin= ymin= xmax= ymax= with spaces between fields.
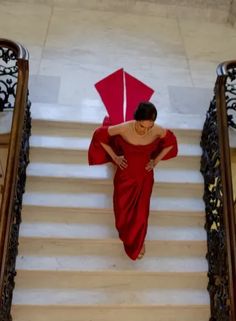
xmin=19 ymin=222 xmax=206 ymax=241
xmin=30 ymin=135 xmax=202 ymax=156
xmin=11 ymin=304 xmax=210 ymax=321
xmin=21 ymin=205 xmax=205 ymax=228
xmin=27 ymin=163 xmax=203 ymax=184
xmin=12 ymin=288 xmax=210 ymax=305
xmin=23 ymin=192 xmax=205 ymax=211
xmin=0 ymin=111 xmax=12 ymax=134
xmin=16 ymin=255 xmax=208 ymax=272
xmin=22 ymin=204 xmax=205 ymax=216
xmin=31 ymin=103 xmax=204 ymax=130
xmin=18 ymin=237 xmax=207 ymax=257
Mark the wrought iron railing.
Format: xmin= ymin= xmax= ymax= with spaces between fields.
xmin=201 ymin=61 xmax=236 ymax=321
xmin=0 ymin=39 xmax=31 ymax=321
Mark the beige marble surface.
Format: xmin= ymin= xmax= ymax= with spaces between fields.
xmin=1 ymin=1 xmax=236 ymax=116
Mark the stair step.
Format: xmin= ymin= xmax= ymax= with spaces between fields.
xmin=27 ymin=163 xmax=203 ymax=183
xmin=26 ymin=163 xmax=203 ymax=197
xmin=18 ymin=238 xmax=207 ymax=257
xmin=26 ymin=177 xmax=203 ymax=198
xmin=14 ymin=270 xmax=208 ymax=290
xmin=11 ymin=304 xmax=210 ymax=321
xmin=12 ymin=287 xmax=209 ymax=306
xmin=22 ymin=205 xmax=205 ymax=227
xmin=30 ymin=149 xmax=201 ymax=169
xmin=30 ymin=135 xmax=202 ymax=152
xmin=0 ymin=111 xmax=12 ymax=134
xmin=23 ymin=192 xmax=205 ymax=212
xmin=31 ymin=103 xmax=204 ymax=131
xmin=16 ymin=254 xmax=208 ymax=272
xmin=30 ymin=136 xmax=201 ymax=168
xmin=19 ymin=222 xmax=206 ymax=241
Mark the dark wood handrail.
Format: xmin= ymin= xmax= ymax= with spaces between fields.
xmin=0 ymin=39 xmax=29 ymax=311
xmin=216 ymin=69 xmax=236 ymax=321
xmin=0 ymin=38 xmax=29 ymax=60
xmin=217 ymin=61 xmax=236 ymax=76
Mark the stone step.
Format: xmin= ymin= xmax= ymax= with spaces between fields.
xmin=23 ymin=192 xmax=205 ymax=212
xmin=25 ymin=163 xmax=203 ymax=197
xmin=0 ymin=133 xmax=10 ymax=145
xmin=16 ymin=253 xmax=208 ymax=273
xmin=14 ymin=270 xmax=208 ymax=290
xmin=31 ymin=120 xmax=201 ymax=145
xmin=30 ymin=146 xmax=200 ymax=169
xmin=31 ymin=103 xmax=204 ymax=132
xmin=0 ymin=111 xmax=12 ymax=134
xmin=29 ymin=135 xmax=202 ymax=168
xmin=26 ymin=176 xmax=203 ymax=198
xmin=30 ymin=135 xmax=202 ymax=151
xmin=11 ymin=305 xmax=210 ymax=321
xmin=19 ymin=221 xmax=206 ymax=241
xmin=22 ymin=205 xmax=205 ymax=227
xmin=12 ymin=287 xmax=210 ymax=307
xmin=18 ymin=237 xmax=207 ymax=258
xmin=26 ymin=163 xmax=203 ymax=183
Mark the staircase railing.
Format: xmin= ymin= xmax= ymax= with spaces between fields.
xmin=200 ymin=61 xmax=236 ymax=321
xmin=0 ymin=39 xmax=31 ymax=321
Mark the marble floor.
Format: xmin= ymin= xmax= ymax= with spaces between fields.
xmin=0 ymin=1 xmax=236 ymax=118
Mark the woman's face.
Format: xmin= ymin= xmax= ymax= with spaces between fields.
xmin=135 ymin=120 xmax=154 ymax=135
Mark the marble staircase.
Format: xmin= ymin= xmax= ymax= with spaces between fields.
xmin=11 ymin=103 xmax=210 ymax=321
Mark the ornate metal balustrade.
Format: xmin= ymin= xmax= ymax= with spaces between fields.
xmin=201 ymin=62 xmax=236 ymax=321
xmin=0 ymin=39 xmax=31 ymax=321
xmin=0 ymin=47 xmax=18 ymax=111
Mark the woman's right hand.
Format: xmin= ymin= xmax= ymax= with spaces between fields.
xmin=113 ymin=155 xmax=128 ymax=170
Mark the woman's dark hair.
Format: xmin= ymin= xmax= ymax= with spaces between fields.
xmin=134 ymin=102 xmax=157 ymax=121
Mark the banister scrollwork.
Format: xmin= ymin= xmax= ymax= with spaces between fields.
xmin=0 ymin=39 xmax=31 ymax=321
xmin=224 ymin=66 xmax=236 ymax=129
xmin=201 ymin=63 xmax=236 ymax=321
xmin=0 ymin=47 xmax=18 ymax=111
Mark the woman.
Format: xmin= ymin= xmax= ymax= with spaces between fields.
xmin=88 ymin=101 xmax=178 ymax=260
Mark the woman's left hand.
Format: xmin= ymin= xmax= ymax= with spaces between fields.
xmin=145 ymin=159 xmax=157 ymax=171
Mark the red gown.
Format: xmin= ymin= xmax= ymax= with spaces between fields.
xmin=88 ymin=126 xmax=178 ymax=260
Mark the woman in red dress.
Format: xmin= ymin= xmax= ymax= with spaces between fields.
xmin=88 ymin=101 xmax=178 ymax=260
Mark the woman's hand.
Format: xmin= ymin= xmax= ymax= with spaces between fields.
xmin=145 ymin=159 xmax=157 ymax=171
xmin=113 ymin=155 xmax=128 ymax=170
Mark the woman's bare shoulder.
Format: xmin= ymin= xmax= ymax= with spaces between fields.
xmin=108 ymin=121 xmax=130 ymax=136
xmin=153 ymin=124 xmax=167 ymax=138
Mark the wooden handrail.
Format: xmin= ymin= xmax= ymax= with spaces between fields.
xmin=0 ymin=39 xmax=29 ymax=317
xmin=0 ymin=38 xmax=29 ymax=60
xmin=216 ymin=74 xmax=236 ymax=321
xmin=217 ymin=61 xmax=236 ymax=76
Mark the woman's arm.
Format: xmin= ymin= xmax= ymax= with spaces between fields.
xmin=145 ymin=127 xmax=174 ymax=171
xmin=145 ymin=145 xmax=173 ymax=171
xmin=100 ymin=142 xmax=117 ymax=162
xmin=98 ymin=123 xmax=128 ymax=169
xmin=108 ymin=123 xmax=127 ymax=136
xmin=154 ymin=145 xmax=173 ymax=164
xmin=100 ymin=138 xmax=128 ymax=170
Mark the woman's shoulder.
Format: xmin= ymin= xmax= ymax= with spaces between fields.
xmin=108 ymin=121 xmax=131 ymax=136
xmin=152 ymin=124 xmax=167 ymax=138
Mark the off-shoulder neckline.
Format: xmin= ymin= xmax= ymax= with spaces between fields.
xmin=117 ymin=134 xmax=161 ymax=147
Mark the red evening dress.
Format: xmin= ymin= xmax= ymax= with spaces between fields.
xmin=88 ymin=69 xmax=178 ymax=260
xmin=88 ymin=127 xmax=177 ymax=260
